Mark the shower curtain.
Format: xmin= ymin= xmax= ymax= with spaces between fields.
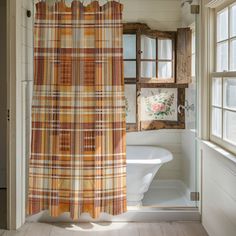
xmin=28 ymin=0 xmax=126 ymax=219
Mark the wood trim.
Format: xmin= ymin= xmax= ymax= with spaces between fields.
xmin=123 ymin=23 xmax=177 ymax=86
xmin=126 ymin=123 xmax=138 ymax=132
xmin=176 ymin=28 xmax=192 ymax=84
xmin=141 ymin=29 xmax=176 ymax=39
xmin=123 ymin=22 xmax=188 ymax=131
xmin=124 ymin=78 xmax=136 ymax=84
xmin=139 ymin=83 xmax=188 ymax=88
xmin=140 ymin=120 xmax=185 ymax=130
xmin=139 ymin=29 xmax=176 ymax=83
xmin=123 ymin=26 xmax=139 ymax=131
xmin=123 ymin=22 xmax=150 ymax=32
xmin=140 ymin=78 xmax=175 ymax=84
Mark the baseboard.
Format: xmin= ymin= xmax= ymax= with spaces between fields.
xmin=26 ymin=208 xmax=200 ymax=223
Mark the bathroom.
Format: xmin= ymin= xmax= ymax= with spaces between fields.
xmin=1 ymin=0 xmax=236 ymax=235
xmin=23 ymin=0 xmax=198 ymax=221
xmin=3 ymin=0 xmax=199 ymax=225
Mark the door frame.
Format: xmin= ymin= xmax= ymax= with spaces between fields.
xmin=7 ymin=0 xmax=25 ymax=230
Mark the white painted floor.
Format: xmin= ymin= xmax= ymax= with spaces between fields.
xmin=0 ymin=222 xmax=208 ymax=236
xmin=143 ymin=188 xmax=195 ymax=207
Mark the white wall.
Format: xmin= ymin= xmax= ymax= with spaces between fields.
xmin=201 ymin=142 xmax=236 ymax=236
xmin=0 ymin=0 xmax=7 ymax=188
xmin=122 ymin=0 xmax=182 ymax=30
xmin=59 ymin=0 xmax=182 ymax=30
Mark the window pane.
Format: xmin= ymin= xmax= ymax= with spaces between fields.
xmin=124 ymin=61 xmax=136 ymax=78
xmin=125 ymin=84 xmax=136 ymax=123
xmin=212 ymin=107 xmax=222 ymax=137
xmin=192 ymin=53 xmax=195 ymax=77
xmin=158 ymin=62 xmax=172 ymax=79
xmin=217 ymin=41 xmax=228 ymax=72
xmin=141 ymin=61 xmax=156 ymax=78
xmin=212 ymin=78 xmax=222 ymax=106
xmin=224 ymin=110 xmax=236 ymax=144
xmin=123 ymin=34 xmax=136 ymax=59
xmin=217 ymin=8 xmax=228 ymax=42
xmin=141 ymin=35 xmax=156 ymax=60
xmin=192 ymin=31 xmax=196 ymax=54
xmin=230 ymin=39 xmax=236 ymax=71
xmin=223 ymin=78 xmax=236 ymax=109
xmin=230 ymin=4 xmax=236 ymax=37
xmin=158 ymin=39 xmax=172 ymax=60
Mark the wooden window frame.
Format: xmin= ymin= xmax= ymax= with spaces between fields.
xmin=138 ymin=84 xmax=186 ymax=130
xmin=123 ymin=23 xmax=187 ymax=132
xmin=139 ymin=30 xmax=176 ymax=84
xmin=123 ymin=24 xmax=141 ymax=131
xmin=209 ymin=1 xmax=236 ymax=155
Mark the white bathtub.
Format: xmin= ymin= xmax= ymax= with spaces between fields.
xmin=126 ymin=145 xmax=173 ymax=206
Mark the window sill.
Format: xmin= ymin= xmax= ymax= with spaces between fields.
xmin=200 ymin=140 xmax=236 ymax=165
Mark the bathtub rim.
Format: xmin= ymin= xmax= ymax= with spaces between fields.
xmin=126 ymin=145 xmax=173 ymax=164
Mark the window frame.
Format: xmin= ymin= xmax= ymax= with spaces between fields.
xmin=123 ymin=23 xmax=188 ymax=132
xmin=123 ymin=28 xmax=139 ymax=131
xmin=210 ymin=1 xmax=236 ymax=155
xmin=139 ymin=31 xmax=176 ymax=83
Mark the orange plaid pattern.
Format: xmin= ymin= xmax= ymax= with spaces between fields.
xmin=28 ymin=0 xmax=126 ymax=219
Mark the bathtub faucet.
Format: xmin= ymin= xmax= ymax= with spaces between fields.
xmin=177 ymin=100 xmax=194 ymax=114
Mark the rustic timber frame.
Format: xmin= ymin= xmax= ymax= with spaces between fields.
xmin=123 ymin=23 xmax=191 ymax=131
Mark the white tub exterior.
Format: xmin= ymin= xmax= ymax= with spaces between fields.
xmin=126 ymin=145 xmax=173 ymax=206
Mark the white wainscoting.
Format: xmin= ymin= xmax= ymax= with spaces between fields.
xmin=201 ymin=141 xmax=236 ymax=236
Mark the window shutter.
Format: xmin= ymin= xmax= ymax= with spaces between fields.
xmin=176 ymin=28 xmax=192 ymax=84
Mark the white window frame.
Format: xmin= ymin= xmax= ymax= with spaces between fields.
xmin=210 ymin=0 xmax=236 ymax=155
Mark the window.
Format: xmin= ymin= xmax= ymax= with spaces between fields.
xmin=210 ymin=2 xmax=236 ymax=153
xmin=123 ymin=23 xmax=191 ymax=132
xmin=141 ymin=34 xmax=174 ymax=83
xmin=123 ymin=34 xmax=136 ymax=79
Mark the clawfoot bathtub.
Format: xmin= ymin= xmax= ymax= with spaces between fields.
xmin=126 ymin=145 xmax=173 ymax=206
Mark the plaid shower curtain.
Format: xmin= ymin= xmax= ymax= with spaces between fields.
xmin=28 ymin=0 xmax=126 ymax=219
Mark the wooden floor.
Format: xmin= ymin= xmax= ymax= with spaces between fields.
xmin=0 ymin=222 xmax=208 ymax=236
